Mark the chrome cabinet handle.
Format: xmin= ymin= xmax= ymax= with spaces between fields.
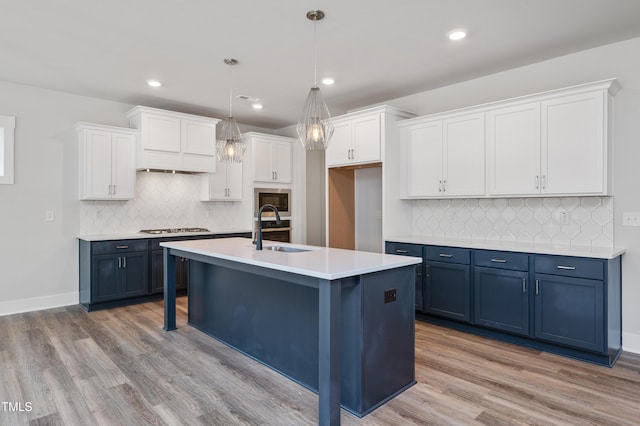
xmin=438 ymin=180 xmax=442 ymax=192
xmin=118 ymin=257 xmax=121 ymax=268
xmin=123 ymin=257 xmax=126 ymax=268
xmin=535 ymin=279 xmax=540 ymax=295
xmin=491 ymin=259 xmax=507 ymax=263
xmin=439 ymin=253 xmax=453 ymax=258
xmin=108 ymin=185 xmax=112 ymax=195
xmin=116 ymin=245 xmax=129 ymax=249
xmin=426 ymin=265 xmax=430 ymax=277
xmin=557 ymin=265 xmax=576 ymax=270
xmin=542 ymin=175 xmax=546 ymax=190
xmin=442 ymin=180 xmax=447 ymax=192
xmin=112 ymin=184 xmax=116 ymax=195
xmin=535 ymin=175 xmax=539 ymax=190
xmin=351 ymin=149 xmax=354 ymax=159
xmin=275 ymin=171 xmax=278 ymax=180
xmin=522 ymin=278 xmax=527 ymax=293
xmin=396 ymin=249 xmax=409 ymax=254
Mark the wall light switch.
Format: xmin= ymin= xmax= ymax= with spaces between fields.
xmin=622 ymin=212 xmax=640 ymax=227
xmin=45 ymin=210 xmax=54 ymax=222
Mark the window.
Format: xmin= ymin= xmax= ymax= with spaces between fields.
xmin=0 ymin=115 xmax=15 ymax=184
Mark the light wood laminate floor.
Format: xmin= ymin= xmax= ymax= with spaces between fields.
xmin=0 ymin=297 xmax=639 ymax=425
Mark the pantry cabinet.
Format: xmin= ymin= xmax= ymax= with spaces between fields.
xmin=75 ymin=123 xmax=136 ymax=200
xmin=247 ymin=133 xmax=293 ymax=184
xmin=127 ymin=106 xmax=220 ymax=173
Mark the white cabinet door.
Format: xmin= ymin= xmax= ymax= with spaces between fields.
xmin=110 ymin=132 xmax=136 ymax=200
xmin=487 ymin=102 xmax=541 ymax=196
xmin=225 ymin=162 xmax=243 ymax=200
xmin=143 ymin=113 xmax=181 ymax=152
xmin=252 ymin=139 xmax=275 ymax=182
xmin=83 ymin=129 xmax=112 ymax=199
xmin=352 ymin=114 xmax=381 ymax=164
xmin=443 ymin=113 xmax=485 ymax=197
xmin=273 ymin=142 xmax=292 ymax=183
xmin=542 ymin=92 xmax=605 ymax=195
xmin=201 ymin=168 xmax=227 ymax=201
xmin=326 ymin=120 xmax=352 ymax=167
xmin=406 ymin=121 xmax=443 ymax=197
xmin=182 ymin=119 xmax=216 ymax=156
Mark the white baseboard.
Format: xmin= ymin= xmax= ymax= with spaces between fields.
xmin=0 ymin=292 xmax=79 ymax=317
xmin=623 ymin=331 xmax=640 ymax=354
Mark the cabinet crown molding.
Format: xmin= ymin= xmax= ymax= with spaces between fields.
xmin=125 ymin=105 xmax=221 ymax=124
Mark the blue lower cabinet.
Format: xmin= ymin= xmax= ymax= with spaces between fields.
xmin=534 ymin=273 xmax=605 ymax=353
xmin=91 ymin=251 xmax=149 ymax=303
xmin=425 ymin=261 xmax=471 ymax=322
xmin=385 ymin=242 xmax=424 ymax=312
xmin=474 ymin=267 xmax=529 ymax=336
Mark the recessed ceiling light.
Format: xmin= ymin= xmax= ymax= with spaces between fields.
xmin=147 ymin=79 xmax=162 ymax=87
xmin=322 ymin=78 xmax=335 ymax=85
xmin=252 ymin=103 xmax=263 ymax=110
xmin=448 ymin=30 xmax=467 ymax=41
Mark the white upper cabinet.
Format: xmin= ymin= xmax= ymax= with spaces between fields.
xmin=127 ymin=106 xmax=219 ymax=173
xmin=401 ymin=112 xmax=485 ymax=198
xmin=542 ymin=91 xmax=605 ymax=195
xmin=201 ymin=162 xmax=243 ymax=201
xmin=247 ymin=133 xmax=294 ymax=184
xmin=326 ymin=112 xmax=381 ymax=167
xmin=487 ymin=102 xmax=542 ymax=195
xmin=403 ymin=78 xmax=617 ymax=199
xmin=487 ymin=80 xmax=614 ymax=197
xmin=75 ymin=123 xmax=136 ymax=200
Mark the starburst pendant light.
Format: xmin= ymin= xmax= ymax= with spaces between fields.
xmin=296 ymin=10 xmax=333 ymax=150
xmin=216 ymin=58 xmax=246 ymax=163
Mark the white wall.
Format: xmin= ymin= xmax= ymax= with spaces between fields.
xmin=0 ymin=81 xmax=133 ymax=314
xmin=384 ymin=37 xmax=640 ymax=353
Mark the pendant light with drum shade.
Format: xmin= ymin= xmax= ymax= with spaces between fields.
xmin=217 ymin=58 xmax=246 ymax=163
xmin=297 ymin=10 xmax=333 ymax=150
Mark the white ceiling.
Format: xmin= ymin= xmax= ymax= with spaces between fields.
xmin=2 ymin=1 xmax=640 ymax=129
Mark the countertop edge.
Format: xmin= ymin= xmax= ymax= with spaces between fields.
xmin=161 ymin=238 xmax=422 ymax=280
xmin=78 ymin=229 xmax=252 ymax=242
xmin=385 ymin=236 xmax=625 ymax=260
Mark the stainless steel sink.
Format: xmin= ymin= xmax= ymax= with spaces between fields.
xmin=265 ymin=245 xmax=311 ymax=253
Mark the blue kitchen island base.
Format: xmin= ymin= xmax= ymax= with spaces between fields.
xmin=161 ymin=238 xmax=421 ymax=425
xmin=187 ymin=261 xmax=415 ymax=417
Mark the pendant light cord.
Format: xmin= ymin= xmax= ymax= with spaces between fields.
xmin=313 ymin=19 xmax=318 ymax=87
xmin=228 ymin=62 xmax=233 ymax=117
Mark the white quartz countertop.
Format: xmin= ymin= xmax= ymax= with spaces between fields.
xmin=386 ymin=235 xmax=625 ymax=259
xmin=78 ymin=228 xmax=252 ymax=242
xmin=160 ymin=237 xmax=422 ymax=280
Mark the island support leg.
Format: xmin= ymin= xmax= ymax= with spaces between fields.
xmin=318 ymin=279 xmax=341 ymax=426
xmin=163 ymin=247 xmax=177 ymax=331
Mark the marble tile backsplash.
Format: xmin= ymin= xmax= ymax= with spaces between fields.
xmin=411 ymin=197 xmax=613 ymax=248
xmin=79 ymin=172 xmax=247 ymax=235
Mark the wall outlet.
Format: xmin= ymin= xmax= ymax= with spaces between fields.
xmin=623 ymin=212 xmax=640 ymax=227
xmin=558 ymin=210 xmax=570 ymax=225
xmin=45 ymin=210 xmax=54 ymax=222
xmin=384 ymin=288 xmax=397 ymax=304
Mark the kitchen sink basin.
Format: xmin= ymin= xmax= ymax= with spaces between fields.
xmin=265 ymin=245 xmax=311 ymax=253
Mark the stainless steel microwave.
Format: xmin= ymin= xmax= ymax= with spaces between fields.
xmin=254 ymin=188 xmax=291 ymax=217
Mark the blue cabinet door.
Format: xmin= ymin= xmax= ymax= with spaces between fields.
xmin=474 ymin=267 xmax=529 ymax=336
xmin=534 ymin=273 xmax=605 ymax=353
xmin=425 ymin=261 xmax=470 ymax=322
xmin=92 ymin=254 xmax=121 ymax=302
xmin=121 ymin=252 xmax=149 ymax=297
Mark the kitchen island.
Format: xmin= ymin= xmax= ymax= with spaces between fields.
xmin=161 ymin=237 xmax=421 ymax=425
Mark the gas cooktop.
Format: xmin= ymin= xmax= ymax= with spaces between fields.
xmin=139 ymin=227 xmax=210 ymax=234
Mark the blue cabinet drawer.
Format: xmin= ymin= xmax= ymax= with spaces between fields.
xmin=425 ymin=246 xmax=470 ymax=265
xmin=534 ymin=255 xmax=604 ymax=280
xmin=385 ymin=242 xmax=422 ymax=257
xmin=475 ymin=250 xmax=529 ymax=271
xmin=92 ymin=239 xmax=149 ymax=255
